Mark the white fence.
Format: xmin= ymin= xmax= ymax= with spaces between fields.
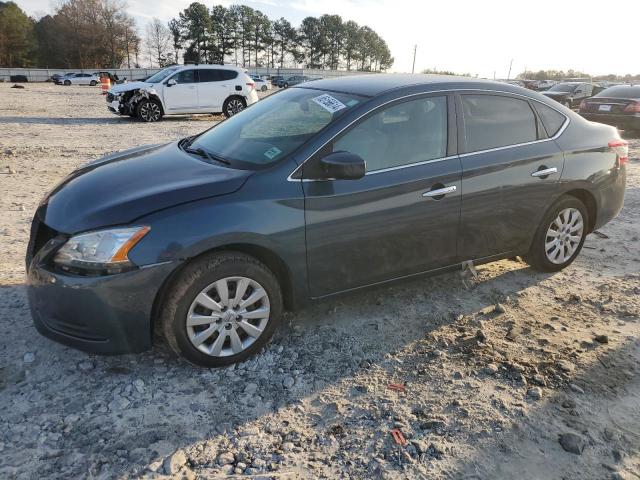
xmin=0 ymin=66 xmax=377 ymax=83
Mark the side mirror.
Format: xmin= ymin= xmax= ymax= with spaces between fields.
xmin=319 ymin=151 xmax=365 ymax=180
xmin=167 ymin=79 xmax=177 ymax=87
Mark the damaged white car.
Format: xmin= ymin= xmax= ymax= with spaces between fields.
xmin=106 ymin=65 xmax=259 ymax=122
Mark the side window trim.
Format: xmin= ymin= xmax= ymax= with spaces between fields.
xmin=455 ymin=91 xmax=569 ymax=157
xmin=531 ymin=100 xmax=569 ymax=138
xmin=326 ymin=93 xmax=453 ymax=175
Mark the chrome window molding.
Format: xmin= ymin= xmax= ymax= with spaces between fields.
xmin=287 ymin=88 xmax=570 ymax=182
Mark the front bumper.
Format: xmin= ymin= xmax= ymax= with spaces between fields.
xmin=581 ymin=113 xmax=640 ymax=131
xmin=26 ymin=231 xmax=180 ymax=354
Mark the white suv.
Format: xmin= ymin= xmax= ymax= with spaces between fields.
xmin=106 ymin=64 xmax=259 ymax=122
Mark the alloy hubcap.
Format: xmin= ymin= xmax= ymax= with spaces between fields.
xmin=186 ymin=276 xmax=270 ymax=357
xmin=141 ymin=102 xmax=160 ymax=121
xmin=227 ymin=100 xmax=244 ymax=115
xmin=545 ymin=207 xmax=584 ymax=264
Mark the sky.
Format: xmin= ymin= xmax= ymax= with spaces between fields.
xmin=21 ymin=0 xmax=640 ymax=78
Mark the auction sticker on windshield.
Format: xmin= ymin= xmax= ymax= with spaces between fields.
xmin=312 ymin=94 xmax=347 ymax=113
xmin=264 ymin=146 xmax=282 ymax=159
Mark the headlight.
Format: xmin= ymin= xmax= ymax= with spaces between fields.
xmin=54 ymin=226 xmax=150 ymax=273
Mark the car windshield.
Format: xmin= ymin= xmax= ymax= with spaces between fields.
xmin=549 ymin=83 xmax=578 ymax=92
xmin=188 ymin=88 xmax=365 ymax=170
xmin=145 ymin=67 xmax=180 ymax=83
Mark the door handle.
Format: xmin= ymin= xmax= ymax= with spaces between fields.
xmin=423 ymin=185 xmax=456 ymax=198
xmin=531 ymin=167 xmax=558 ymax=178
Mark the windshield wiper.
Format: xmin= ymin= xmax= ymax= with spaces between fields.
xmin=180 ymin=140 xmax=231 ymax=166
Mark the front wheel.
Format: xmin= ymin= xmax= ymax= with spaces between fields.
xmin=136 ymin=99 xmax=163 ymax=122
xmin=64 ymin=80 xmax=71 ymax=86
xmin=223 ymin=96 xmax=246 ymax=118
xmin=523 ymin=196 xmax=588 ymax=272
xmin=261 ymin=85 xmax=267 ymax=92
xmin=160 ymin=252 xmax=283 ymax=367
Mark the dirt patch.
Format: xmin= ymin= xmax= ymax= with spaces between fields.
xmin=0 ymin=83 xmax=639 ymax=479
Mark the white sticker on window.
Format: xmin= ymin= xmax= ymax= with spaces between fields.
xmin=264 ymin=146 xmax=282 ymax=159
xmin=312 ymin=94 xmax=347 ymax=113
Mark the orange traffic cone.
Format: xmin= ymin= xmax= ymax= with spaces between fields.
xmin=100 ymin=77 xmax=111 ymax=95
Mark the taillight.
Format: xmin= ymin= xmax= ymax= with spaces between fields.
xmin=609 ymin=139 xmax=629 ymax=166
xmin=246 ymin=82 xmax=255 ymax=90
xmin=623 ymin=101 xmax=640 ymax=113
xmin=579 ymin=100 xmax=588 ymax=111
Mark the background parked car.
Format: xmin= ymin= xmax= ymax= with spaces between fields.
xmin=47 ymin=73 xmax=64 ymax=83
xmin=542 ymin=82 xmax=595 ymax=108
xmin=250 ymin=75 xmax=271 ymax=91
xmin=269 ymin=75 xmax=284 ymax=87
xmin=59 ymin=73 xmax=101 ymax=86
xmin=54 ymin=73 xmax=76 ymax=85
xmin=278 ymin=75 xmax=310 ymax=88
xmin=579 ymin=84 xmax=640 ymax=134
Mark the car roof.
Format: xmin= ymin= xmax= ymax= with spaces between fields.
xmin=177 ymin=64 xmax=242 ymax=71
xmin=293 ymin=73 xmax=539 ymax=98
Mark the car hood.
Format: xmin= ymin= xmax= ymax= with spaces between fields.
xmin=43 ymin=142 xmax=252 ymax=234
xmin=108 ymin=81 xmax=156 ymax=94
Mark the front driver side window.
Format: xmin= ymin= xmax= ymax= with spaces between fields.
xmin=173 ymin=70 xmax=196 ymax=84
xmin=333 ymin=96 xmax=447 ymax=172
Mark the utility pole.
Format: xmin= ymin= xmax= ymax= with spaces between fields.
xmin=507 ymin=59 xmax=513 ymax=80
xmin=411 ymin=45 xmax=417 ymax=74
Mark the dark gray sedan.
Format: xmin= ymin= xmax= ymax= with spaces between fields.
xmin=27 ymin=75 xmax=627 ymax=367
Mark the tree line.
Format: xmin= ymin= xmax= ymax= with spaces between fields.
xmin=0 ymin=0 xmax=393 ymax=72
xmin=147 ymin=3 xmax=393 ymax=71
xmin=0 ymin=0 xmax=139 ymax=69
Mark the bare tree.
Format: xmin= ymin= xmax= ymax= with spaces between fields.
xmin=145 ymin=17 xmax=172 ymax=67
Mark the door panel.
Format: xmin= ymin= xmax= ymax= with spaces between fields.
xmin=304 ymin=161 xmax=461 ymax=297
xmin=163 ymin=70 xmax=198 ymax=110
xmin=196 ymin=69 xmax=229 ymax=110
xmin=303 ymin=94 xmax=460 ymax=298
xmin=458 ymin=141 xmax=564 ymax=258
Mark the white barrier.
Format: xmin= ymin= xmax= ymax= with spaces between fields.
xmin=0 ymin=66 xmax=378 ymax=83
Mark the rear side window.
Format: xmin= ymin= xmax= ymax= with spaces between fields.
xmin=198 ymin=69 xmax=222 ymax=82
xmin=533 ymin=102 xmax=566 ymax=137
xmin=220 ymin=70 xmax=238 ymax=81
xmin=461 ymin=95 xmax=538 ymax=152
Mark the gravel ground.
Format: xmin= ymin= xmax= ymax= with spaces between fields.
xmin=0 ymin=83 xmax=639 ymax=480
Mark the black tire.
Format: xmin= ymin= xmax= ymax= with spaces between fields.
xmin=160 ymin=252 xmax=283 ymax=368
xmin=90 ymin=80 xmax=97 ymax=86
xmin=261 ymin=85 xmax=267 ymax=92
xmin=64 ymin=80 xmax=71 ymax=86
xmin=223 ymin=96 xmax=246 ymax=118
xmin=523 ymin=195 xmax=588 ymax=272
xmin=283 ymin=82 xmax=289 ymax=88
xmin=136 ymin=98 xmax=163 ymax=122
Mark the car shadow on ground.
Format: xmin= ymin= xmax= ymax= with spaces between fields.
xmin=0 ymin=260 xmax=566 ymax=478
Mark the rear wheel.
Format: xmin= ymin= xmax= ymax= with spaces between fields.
xmin=223 ymin=96 xmax=246 ymax=118
xmin=261 ymin=85 xmax=267 ymax=92
xmin=136 ymin=98 xmax=163 ymax=122
xmin=523 ymin=196 xmax=588 ymax=272
xmin=64 ymin=80 xmax=71 ymax=86
xmin=90 ymin=80 xmax=97 ymax=86
xmin=160 ymin=252 xmax=283 ymax=367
